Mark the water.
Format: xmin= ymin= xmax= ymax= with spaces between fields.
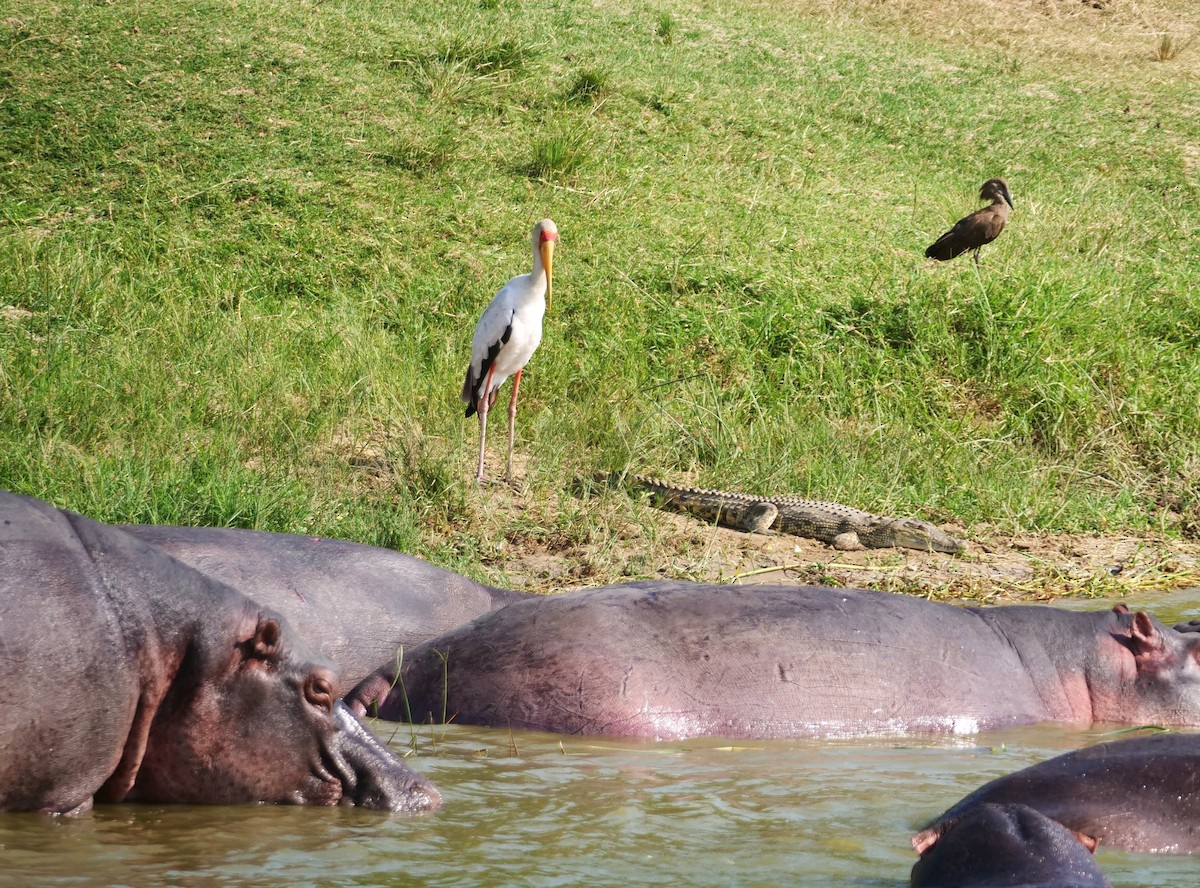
xmin=1054 ymin=585 xmax=1200 ymax=622
xmin=1 ymin=725 xmax=1193 ymax=886
xmin=3 ymin=590 xmax=1198 ymax=886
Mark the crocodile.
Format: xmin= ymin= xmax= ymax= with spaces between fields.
xmin=611 ymin=474 xmax=966 ymax=554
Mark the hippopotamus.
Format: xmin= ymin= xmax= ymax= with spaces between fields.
xmin=910 ymin=803 xmax=1110 ymax=888
xmin=346 ymin=582 xmax=1200 ymax=739
xmin=120 ymin=525 xmax=528 ymax=688
xmin=916 ymin=731 xmax=1200 ymax=854
xmin=0 ymin=490 xmax=440 ymax=814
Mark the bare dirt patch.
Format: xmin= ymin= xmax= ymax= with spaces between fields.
xmin=494 ymin=498 xmax=1200 ymax=603
xmin=374 ymin=450 xmax=1200 ymax=604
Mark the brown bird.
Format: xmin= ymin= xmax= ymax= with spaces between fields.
xmin=925 ymin=178 xmax=1014 ymax=264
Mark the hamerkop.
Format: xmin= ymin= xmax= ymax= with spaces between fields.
xmin=925 ymin=178 xmax=1014 ymax=264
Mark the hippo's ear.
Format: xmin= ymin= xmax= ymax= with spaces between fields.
xmin=1128 ymin=611 xmax=1167 ymax=664
xmin=911 ymin=823 xmax=947 ymax=857
xmin=236 ymin=616 xmax=283 ymax=667
xmin=1073 ymin=831 xmax=1101 ymax=854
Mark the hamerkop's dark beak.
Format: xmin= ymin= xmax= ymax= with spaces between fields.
xmin=925 ymin=178 xmax=1013 ymax=264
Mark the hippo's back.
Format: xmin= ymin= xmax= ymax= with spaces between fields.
xmin=122 ymin=525 xmax=525 ymax=687
xmin=927 ymin=731 xmax=1200 ymax=854
xmin=0 ymin=493 xmax=148 ymax=810
xmin=391 ymin=582 xmax=1050 ymax=738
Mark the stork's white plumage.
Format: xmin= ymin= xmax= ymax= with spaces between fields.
xmin=461 ymin=218 xmax=558 ymax=484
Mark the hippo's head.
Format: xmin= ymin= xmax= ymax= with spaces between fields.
xmin=122 ymin=612 xmax=441 ymax=813
xmin=911 ymin=803 xmax=1109 ymax=888
xmin=1096 ymin=606 xmax=1200 ymax=728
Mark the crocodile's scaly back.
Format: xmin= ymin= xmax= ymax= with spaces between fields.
xmin=613 ymin=475 xmax=965 ymax=554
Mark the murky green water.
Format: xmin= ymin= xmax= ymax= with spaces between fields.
xmin=1 ymin=725 xmax=1194 ymax=887
xmin=3 ymin=591 xmax=1198 ymax=886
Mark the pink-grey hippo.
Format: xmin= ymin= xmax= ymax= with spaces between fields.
xmin=916 ymin=731 xmax=1200 ymax=854
xmin=0 ymin=490 xmax=441 ymax=814
xmin=120 ymin=525 xmax=528 ymax=688
xmin=910 ymin=803 xmax=1110 ymax=888
xmin=346 ymin=582 xmax=1200 ymax=739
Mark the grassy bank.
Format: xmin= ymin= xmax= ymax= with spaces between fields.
xmin=2 ymin=0 xmax=1197 ymax=586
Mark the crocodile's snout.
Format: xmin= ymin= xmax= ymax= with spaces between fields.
xmin=888 ymin=520 xmax=967 ymax=555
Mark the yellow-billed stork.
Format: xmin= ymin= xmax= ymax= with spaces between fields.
xmin=461 ymin=218 xmax=558 ymax=484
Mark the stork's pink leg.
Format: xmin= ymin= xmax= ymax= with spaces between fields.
xmin=505 ymin=369 xmax=523 ymax=483
xmin=475 ymin=366 xmax=498 ymax=484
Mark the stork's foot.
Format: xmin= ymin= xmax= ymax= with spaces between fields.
xmin=474 ymin=474 xmax=522 ymax=492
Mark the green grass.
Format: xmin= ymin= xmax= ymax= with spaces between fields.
xmin=1 ymin=0 xmax=1198 ymax=586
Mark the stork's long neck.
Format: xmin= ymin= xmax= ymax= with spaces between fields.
xmin=530 ymin=248 xmax=548 ymax=290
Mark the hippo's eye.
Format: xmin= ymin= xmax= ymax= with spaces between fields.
xmin=305 ymin=674 xmax=336 ymax=713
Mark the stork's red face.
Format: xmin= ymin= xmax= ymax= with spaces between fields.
xmin=540 ymin=229 xmax=558 ymax=245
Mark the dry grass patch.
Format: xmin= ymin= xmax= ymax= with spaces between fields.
xmin=766 ymin=0 xmax=1199 ymax=81
xmin=1152 ymin=31 xmax=1195 ymax=61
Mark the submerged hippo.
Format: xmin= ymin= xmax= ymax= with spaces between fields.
xmin=910 ymin=803 xmax=1110 ymax=888
xmin=917 ymin=731 xmax=1200 ymax=854
xmin=0 ymin=491 xmax=440 ymax=814
xmin=347 ymin=582 xmax=1200 ymax=739
xmin=121 ymin=525 xmax=527 ymax=687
